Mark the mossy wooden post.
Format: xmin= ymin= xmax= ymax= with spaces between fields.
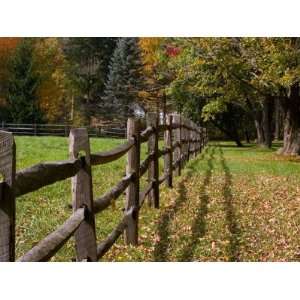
xmin=69 ymin=128 xmax=97 ymax=261
xmin=0 ymin=131 xmax=16 ymax=262
xmin=173 ymin=114 xmax=181 ymax=176
xmin=164 ymin=115 xmax=173 ymax=188
xmin=125 ymin=118 xmax=140 ymax=245
xmin=147 ymin=113 xmax=159 ymax=208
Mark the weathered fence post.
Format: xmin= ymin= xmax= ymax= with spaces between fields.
xmin=125 ymin=118 xmax=140 ymax=245
xmin=0 ymin=131 xmax=16 ymax=261
xmin=164 ymin=114 xmax=173 ymax=188
xmin=69 ymin=128 xmax=97 ymax=261
xmin=182 ymin=118 xmax=186 ymax=166
xmin=173 ymin=114 xmax=181 ymax=176
xmin=147 ymin=113 xmax=159 ymax=208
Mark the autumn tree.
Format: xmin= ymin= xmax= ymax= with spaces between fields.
xmin=138 ymin=38 xmax=168 ymax=118
xmin=163 ymin=38 xmax=282 ymax=148
xmin=34 ymin=38 xmax=71 ymax=123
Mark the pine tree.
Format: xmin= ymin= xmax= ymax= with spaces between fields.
xmin=99 ymin=38 xmax=144 ymax=122
xmin=64 ymin=38 xmax=117 ymax=123
xmin=7 ymin=39 xmax=43 ymax=123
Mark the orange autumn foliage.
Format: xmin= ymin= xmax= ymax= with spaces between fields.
xmin=138 ymin=38 xmax=164 ymax=111
xmin=34 ymin=38 xmax=71 ymax=122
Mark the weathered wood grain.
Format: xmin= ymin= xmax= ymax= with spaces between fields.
xmin=70 ymin=128 xmax=97 ymax=261
xmin=0 ymin=131 xmax=16 ymax=261
xmin=125 ymin=118 xmax=140 ymax=245
xmin=140 ymin=126 xmax=155 ymax=143
xmin=90 ymin=140 xmax=134 ymax=166
xmin=14 ymin=159 xmax=82 ymax=197
xmin=172 ymin=114 xmax=181 ymax=176
xmin=164 ymin=115 xmax=173 ymax=188
xmin=158 ymin=174 xmax=168 ymax=185
xmin=139 ymin=152 xmax=155 ymax=177
xmin=18 ymin=208 xmax=85 ymax=262
xmin=147 ymin=113 xmax=159 ymax=208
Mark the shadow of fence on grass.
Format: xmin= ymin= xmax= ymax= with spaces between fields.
xmin=177 ymin=147 xmax=215 ymax=261
xmin=219 ymin=146 xmax=241 ymax=261
xmin=153 ymin=146 xmax=215 ymax=261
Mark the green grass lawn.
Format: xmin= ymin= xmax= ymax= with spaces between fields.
xmin=14 ymin=137 xmax=300 ymax=261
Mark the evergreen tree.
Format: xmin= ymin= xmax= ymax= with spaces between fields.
xmin=7 ymin=39 xmax=43 ymax=123
xmin=100 ymin=37 xmax=144 ymax=121
xmin=64 ymin=37 xmax=117 ymax=123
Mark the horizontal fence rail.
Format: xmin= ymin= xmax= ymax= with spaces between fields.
xmin=0 ymin=113 xmax=208 ymax=262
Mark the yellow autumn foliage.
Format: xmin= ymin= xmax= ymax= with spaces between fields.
xmin=34 ymin=38 xmax=71 ymax=123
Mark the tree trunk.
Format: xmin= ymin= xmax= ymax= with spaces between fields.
xmin=245 ymin=130 xmax=250 ymax=143
xmin=274 ymin=97 xmax=281 ymax=141
xmin=245 ymin=98 xmax=265 ymax=146
xmin=254 ymin=117 xmax=265 ymax=145
xmin=261 ymin=96 xmax=274 ymax=148
xmin=279 ymin=84 xmax=300 ymax=155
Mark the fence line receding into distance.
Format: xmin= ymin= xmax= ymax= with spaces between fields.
xmin=0 ymin=113 xmax=208 ymax=262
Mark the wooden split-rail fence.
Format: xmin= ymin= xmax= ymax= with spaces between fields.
xmin=0 ymin=113 xmax=208 ymax=262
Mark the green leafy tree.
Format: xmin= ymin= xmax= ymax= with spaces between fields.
xmin=163 ymin=38 xmax=280 ymax=148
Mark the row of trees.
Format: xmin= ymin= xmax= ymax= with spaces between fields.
xmin=1 ymin=37 xmax=300 ymax=155
xmin=0 ymin=37 xmax=120 ymax=124
xmin=0 ymin=37 xmax=167 ymax=125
